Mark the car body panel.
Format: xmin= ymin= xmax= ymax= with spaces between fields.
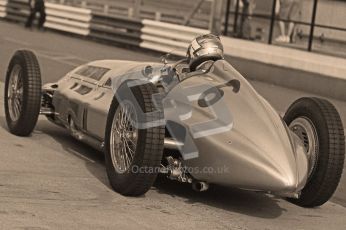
xmin=163 ymin=60 xmax=308 ymax=193
xmin=48 ymin=59 xmax=308 ymax=196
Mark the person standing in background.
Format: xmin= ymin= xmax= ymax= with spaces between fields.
xmin=275 ymin=0 xmax=301 ymax=43
xmin=234 ymin=0 xmax=256 ymax=39
xmin=239 ymin=0 xmax=256 ymax=39
xmin=25 ymin=0 xmax=46 ymax=30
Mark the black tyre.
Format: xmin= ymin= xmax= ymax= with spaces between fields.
xmin=4 ymin=50 xmax=42 ymax=136
xmin=284 ymin=97 xmax=345 ymax=207
xmin=104 ymin=81 xmax=165 ymax=196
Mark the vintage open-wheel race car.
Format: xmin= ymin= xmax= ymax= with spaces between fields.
xmin=4 ymin=34 xmax=345 ymax=207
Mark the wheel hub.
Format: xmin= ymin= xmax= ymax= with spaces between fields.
xmin=289 ymin=117 xmax=319 ymax=180
xmin=7 ymin=64 xmax=24 ymax=122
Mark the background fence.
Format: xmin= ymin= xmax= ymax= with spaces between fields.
xmin=0 ymin=0 xmax=209 ymax=57
xmin=89 ymin=12 xmax=143 ymax=46
xmin=0 ymin=0 xmax=7 ymax=18
xmin=47 ymin=0 xmax=216 ymax=30
xmin=224 ymin=0 xmax=346 ymax=57
xmin=1 ymin=0 xmax=345 ymax=101
xmin=50 ymin=0 xmax=346 ymax=58
xmin=0 ymin=0 xmax=345 ymax=58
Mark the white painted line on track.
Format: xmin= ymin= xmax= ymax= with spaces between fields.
xmin=55 ymin=55 xmax=89 ymax=62
xmin=36 ymin=52 xmax=81 ymax=67
xmin=35 ymin=50 xmax=90 ymax=67
xmin=2 ymin=37 xmax=31 ymax=46
xmin=36 ymin=50 xmax=90 ymax=62
xmin=2 ymin=36 xmax=89 ymax=67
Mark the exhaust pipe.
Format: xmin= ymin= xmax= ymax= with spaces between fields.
xmin=192 ymin=181 xmax=209 ymax=192
xmin=164 ymin=138 xmax=184 ymax=150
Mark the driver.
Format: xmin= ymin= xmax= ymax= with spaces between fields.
xmin=186 ymin=34 xmax=224 ymax=71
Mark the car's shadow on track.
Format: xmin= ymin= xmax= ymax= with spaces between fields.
xmin=153 ymin=176 xmax=286 ymax=219
xmin=5 ymin=118 xmax=287 ymax=219
xmin=33 ymin=120 xmax=111 ymax=186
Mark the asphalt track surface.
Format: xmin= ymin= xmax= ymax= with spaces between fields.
xmin=1 ymin=21 xmax=346 ymax=229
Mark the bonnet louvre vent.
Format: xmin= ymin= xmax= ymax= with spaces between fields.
xmin=75 ymin=85 xmax=92 ymax=95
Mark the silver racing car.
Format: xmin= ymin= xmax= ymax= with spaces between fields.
xmin=4 ymin=34 xmax=345 ymax=207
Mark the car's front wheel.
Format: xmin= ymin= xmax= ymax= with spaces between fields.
xmin=284 ymin=97 xmax=345 ymax=207
xmin=104 ymin=82 xmax=165 ymax=196
xmin=4 ymin=50 xmax=42 ymax=136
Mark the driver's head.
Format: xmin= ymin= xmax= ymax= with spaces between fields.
xmin=187 ymin=34 xmax=224 ymax=71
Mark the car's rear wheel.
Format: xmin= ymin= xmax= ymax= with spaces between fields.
xmin=284 ymin=97 xmax=345 ymax=207
xmin=104 ymin=82 xmax=165 ymax=196
xmin=4 ymin=50 xmax=42 ymax=136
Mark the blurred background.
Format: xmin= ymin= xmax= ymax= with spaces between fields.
xmin=43 ymin=0 xmax=346 ymax=58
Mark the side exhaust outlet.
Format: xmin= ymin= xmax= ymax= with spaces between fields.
xmin=192 ymin=181 xmax=209 ymax=192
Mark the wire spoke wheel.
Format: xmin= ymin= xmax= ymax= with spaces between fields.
xmin=7 ymin=64 xmax=24 ymax=122
xmin=4 ymin=50 xmax=42 ymax=136
xmin=110 ymin=101 xmax=138 ymax=174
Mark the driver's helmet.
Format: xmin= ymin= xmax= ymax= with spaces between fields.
xmin=187 ymin=34 xmax=224 ymax=71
